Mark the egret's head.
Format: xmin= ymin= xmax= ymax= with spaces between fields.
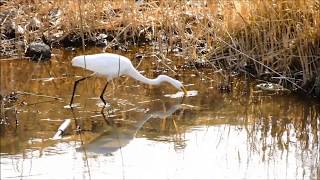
xmin=158 ymin=75 xmax=187 ymax=95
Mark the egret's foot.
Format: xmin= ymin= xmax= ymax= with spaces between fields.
xmin=64 ymin=103 xmax=80 ymax=109
xmin=75 ymin=125 xmax=82 ymax=134
xmin=97 ymin=101 xmax=112 ymax=108
xmin=97 ymin=101 xmax=113 ymax=114
xmin=101 ymin=104 xmax=114 ymax=114
xmin=100 ymin=111 xmax=114 ymax=126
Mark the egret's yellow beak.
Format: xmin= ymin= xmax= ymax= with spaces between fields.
xmin=181 ymin=86 xmax=188 ymax=95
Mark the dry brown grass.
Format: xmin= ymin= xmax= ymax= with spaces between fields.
xmin=207 ymin=0 xmax=320 ymax=93
xmin=0 ymin=0 xmax=319 ymax=95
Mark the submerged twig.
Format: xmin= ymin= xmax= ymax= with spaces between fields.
xmin=25 ymin=99 xmax=61 ymax=106
xmin=16 ymin=91 xmax=63 ymax=100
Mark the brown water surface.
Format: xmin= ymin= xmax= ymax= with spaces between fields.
xmin=0 ymin=47 xmax=319 ymax=179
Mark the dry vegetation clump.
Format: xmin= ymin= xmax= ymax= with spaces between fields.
xmin=207 ymin=0 xmax=320 ymax=96
xmin=0 ymin=0 xmax=319 ymax=96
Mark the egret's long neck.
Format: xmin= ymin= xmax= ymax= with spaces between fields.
xmin=126 ymin=66 xmax=162 ymax=85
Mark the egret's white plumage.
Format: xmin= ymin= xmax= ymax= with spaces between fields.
xmin=72 ymin=53 xmax=128 ymax=80
xmin=70 ymin=53 xmax=187 ymax=106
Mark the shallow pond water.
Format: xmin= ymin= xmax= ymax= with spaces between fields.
xmin=1 ymin=47 xmax=319 ymax=179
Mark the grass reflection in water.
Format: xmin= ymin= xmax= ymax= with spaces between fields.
xmin=0 ymin=48 xmax=319 ymax=179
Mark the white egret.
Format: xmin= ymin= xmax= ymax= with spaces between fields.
xmin=69 ymin=53 xmax=187 ymax=106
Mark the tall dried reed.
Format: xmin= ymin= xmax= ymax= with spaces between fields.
xmin=207 ymin=0 xmax=319 ymax=92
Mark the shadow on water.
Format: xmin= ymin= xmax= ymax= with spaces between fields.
xmin=0 ymin=47 xmax=319 ymax=179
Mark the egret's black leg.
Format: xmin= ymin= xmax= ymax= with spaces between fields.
xmin=100 ymin=110 xmax=113 ymax=126
xmin=70 ymin=76 xmax=92 ymax=106
xmin=100 ymin=82 xmax=109 ymax=106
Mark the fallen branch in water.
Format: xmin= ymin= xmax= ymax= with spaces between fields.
xmin=25 ymin=99 xmax=61 ymax=106
xmin=16 ymin=91 xmax=63 ymax=100
xmin=52 ymin=119 xmax=72 ymax=140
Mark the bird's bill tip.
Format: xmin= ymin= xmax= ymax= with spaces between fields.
xmin=181 ymin=86 xmax=188 ymax=95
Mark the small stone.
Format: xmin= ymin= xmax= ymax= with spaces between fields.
xmin=15 ymin=25 xmax=24 ymax=35
xmin=4 ymin=22 xmax=21 ymax=39
xmin=25 ymin=42 xmax=51 ymax=61
xmin=94 ymin=33 xmax=108 ymax=47
xmin=97 ymin=33 xmax=108 ymax=40
xmin=27 ymin=17 xmax=42 ymax=31
xmin=135 ymin=53 xmax=143 ymax=59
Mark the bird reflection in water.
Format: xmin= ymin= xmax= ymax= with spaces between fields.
xmin=76 ymin=98 xmax=185 ymax=155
